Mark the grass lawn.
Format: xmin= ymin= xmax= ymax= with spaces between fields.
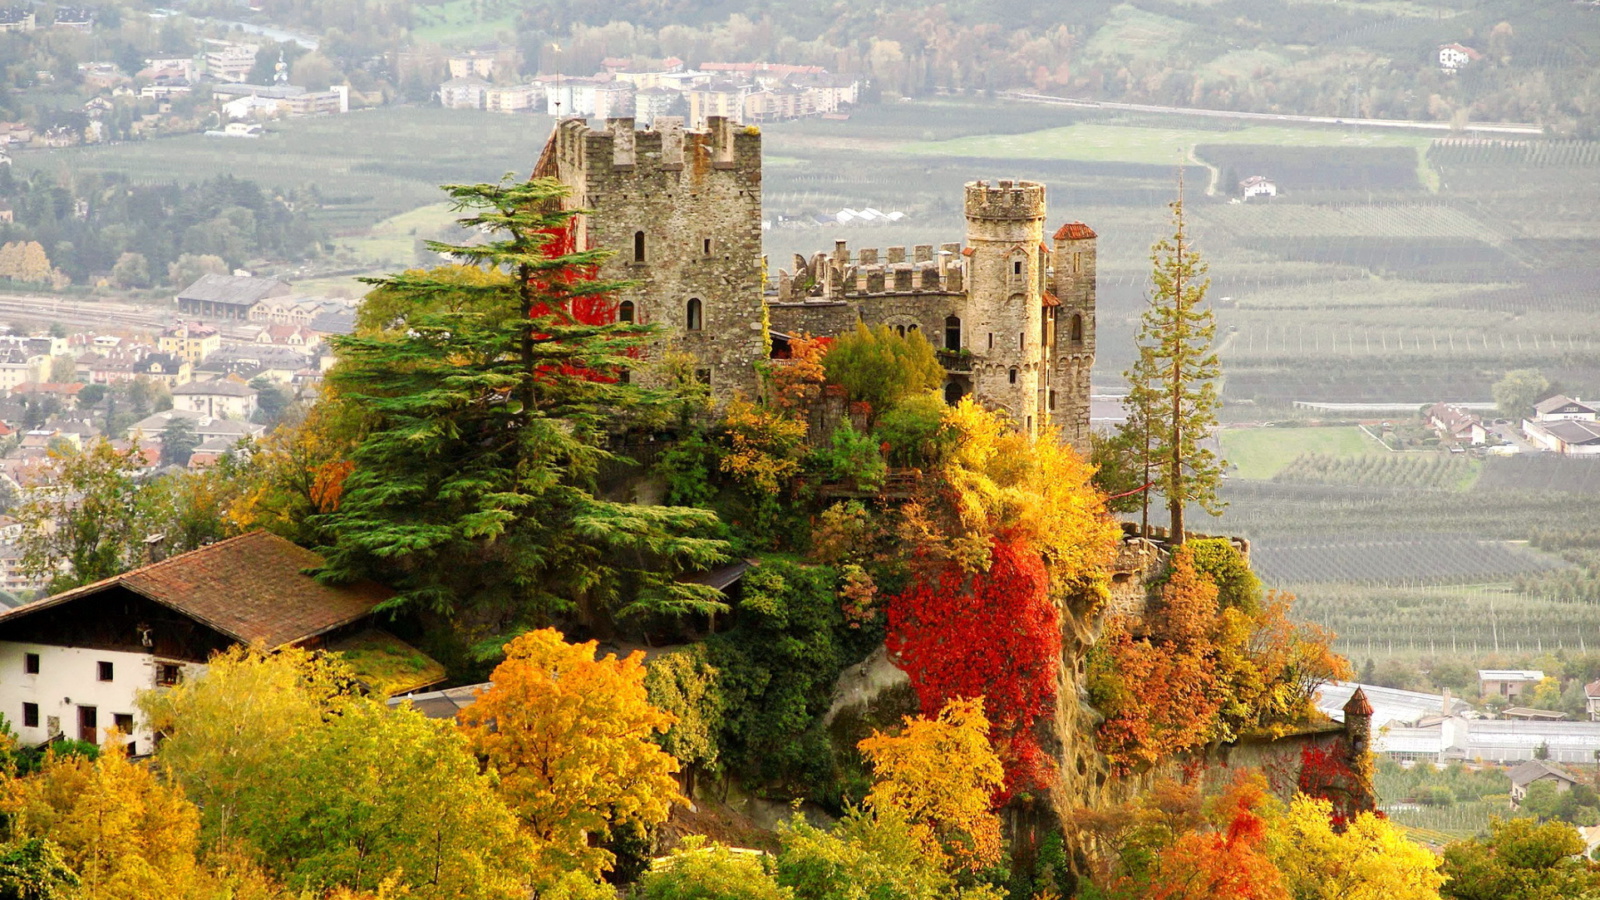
xmin=1221 ymin=425 xmax=1381 ymax=479
xmin=896 ymin=121 xmax=1439 ymax=189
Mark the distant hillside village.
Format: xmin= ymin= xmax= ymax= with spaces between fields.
xmin=438 ymin=53 xmax=859 ymax=128
xmin=0 ymin=273 xmax=352 ymax=596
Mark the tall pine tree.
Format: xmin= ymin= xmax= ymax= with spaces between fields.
xmin=1123 ymin=193 xmax=1223 ymax=544
xmin=314 ymin=178 xmax=727 ymax=639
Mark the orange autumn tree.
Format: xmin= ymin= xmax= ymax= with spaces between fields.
xmin=1142 ymin=776 xmax=1289 ymax=900
xmin=458 ymin=628 xmax=683 ymax=882
xmin=889 ymin=399 xmax=1119 ymax=795
xmin=857 ymin=698 xmax=1006 ymax=872
xmin=1090 ymin=548 xmax=1225 ymax=772
xmin=1088 ymin=545 xmax=1349 ymax=774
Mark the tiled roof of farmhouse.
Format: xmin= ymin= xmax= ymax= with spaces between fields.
xmin=0 ymin=531 xmax=389 ymax=646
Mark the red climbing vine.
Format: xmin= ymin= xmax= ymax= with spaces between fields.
xmin=887 ymin=536 xmax=1060 ymax=799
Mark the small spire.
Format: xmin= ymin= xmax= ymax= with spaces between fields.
xmin=1344 ymin=686 xmax=1374 ymax=717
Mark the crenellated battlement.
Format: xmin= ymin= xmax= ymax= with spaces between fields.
xmin=549 ymin=115 xmax=760 ymax=180
xmin=772 ymin=240 xmax=970 ymax=304
xmin=964 ymin=179 xmax=1047 ymax=222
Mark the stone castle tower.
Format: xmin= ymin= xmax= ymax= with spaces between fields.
xmin=535 ymin=116 xmax=767 ymax=397
xmin=771 ymin=178 xmax=1097 ymax=450
xmin=535 ymin=119 xmax=1097 ymax=450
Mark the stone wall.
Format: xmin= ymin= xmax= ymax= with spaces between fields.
xmin=546 ymin=116 xmax=768 ymax=398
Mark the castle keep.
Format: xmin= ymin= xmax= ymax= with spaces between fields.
xmin=536 ymin=117 xmax=1098 ymax=450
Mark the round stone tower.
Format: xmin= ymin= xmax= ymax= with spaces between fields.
xmin=963 ymin=180 xmax=1048 ymax=435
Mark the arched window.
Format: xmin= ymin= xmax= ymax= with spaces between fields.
xmin=686 ymin=297 xmax=703 ymax=331
xmin=618 ymin=300 xmax=635 ymax=324
xmin=633 ymin=230 xmax=646 ymax=263
xmin=1008 ymin=367 xmax=1018 ymax=385
xmin=944 ymin=381 xmax=965 ymax=405
xmin=1070 ymin=313 xmax=1084 ymax=343
xmin=895 ymin=324 xmax=907 ymax=337
xmin=907 ymin=324 xmax=919 ymax=334
xmin=944 ymin=316 xmax=961 ymax=351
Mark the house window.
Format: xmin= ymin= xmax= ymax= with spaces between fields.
xmin=1009 ymin=368 xmax=1018 ymax=385
xmin=156 ymin=663 xmax=182 ymax=687
xmin=24 ymin=653 xmax=38 ymax=675
xmin=618 ymin=300 xmax=635 ymax=324
xmin=22 ymin=703 xmax=37 ymax=728
xmin=686 ymin=298 xmax=703 ymax=331
xmin=633 ymin=230 xmax=646 ymax=263
xmin=944 ymin=316 xmax=961 ymax=350
xmin=97 ymin=661 xmax=113 ymax=682
xmin=1070 ymin=314 xmax=1084 ymax=343
xmin=113 ymin=713 xmax=134 ymax=736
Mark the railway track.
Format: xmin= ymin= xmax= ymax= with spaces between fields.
xmin=0 ymin=294 xmax=173 ymax=333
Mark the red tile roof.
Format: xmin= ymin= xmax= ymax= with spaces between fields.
xmin=1054 ymin=222 xmax=1097 ymax=241
xmin=0 ymin=531 xmax=391 ymax=647
xmin=1343 ymin=686 xmax=1374 ymax=716
xmin=1042 ymin=291 xmax=1061 ymax=308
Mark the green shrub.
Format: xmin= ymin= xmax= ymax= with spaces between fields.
xmin=822 ymin=324 xmax=943 ymax=420
xmin=876 ymin=393 xmax=952 ymax=468
xmin=641 ymin=839 xmax=790 ymax=900
xmin=817 ymin=422 xmax=886 ymax=492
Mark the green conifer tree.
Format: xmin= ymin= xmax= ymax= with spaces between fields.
xmin=1123 ymin=193 xmax=1223 ymax=544
xmin=314 ymin=178 xmax=727 ymax=636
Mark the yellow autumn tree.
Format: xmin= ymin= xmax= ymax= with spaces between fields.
xmin=1267 ymin=796 xmax=1444 ymax=900
xmin=0 ymin=739 xmax=207 ymax=900
xmin=857 ymin=697 xmax=1005 ymax=871
xmin=900 ymin=398 xmax=1119 ymax=616
xmin=458 ymin=628 xmax=683 ymax=883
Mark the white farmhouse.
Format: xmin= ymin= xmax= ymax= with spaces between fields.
xmin=0 ymin=532 xmax=442 ymax=755
xmin=1438 ymin=43 xmax=1483 ymax=71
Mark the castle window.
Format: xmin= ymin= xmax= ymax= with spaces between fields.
xmin=1073 ymin=252 xmax=1082 ymax=274
xmin=1019 ymin=332 xmax=1025 ymax=349
xmin=896 ymin=325 xmax=907 ymax=337
xmin=944 ymin=316 xmax=961 ymax=351
xmin=908 ymin=324 xmax=919 ymax=334
xmin=633 ymin=231 xmax=646 ymax=263
xmin=1049 ymin=390 xmax=1057 ymax=410
xmin=703 ymin=238 xmax=713 ymax=255
xmin=988 ymin=333 xmax=994 ymax=350
xmin=1008 ymin=368 xmax=1018 ymax=385
xmin=1012 ymin=259 xmax=1023 ymax=276
xmin=944 ymin=381 xmax=965 ymax=405
xmin=618 ymin=300 xmax=635 ymax=324
xmin=1070 ymin=313 xmax=1083 ymax=343
xmin=686 ymin=298 xmax=703 ymax=331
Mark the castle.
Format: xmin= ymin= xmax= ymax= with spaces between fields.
xmin=535 ymin=116 xmax=1099 ymax=450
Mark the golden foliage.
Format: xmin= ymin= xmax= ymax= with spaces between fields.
xmin=1268 ymin=796 xmax=1444 ymax=900
xmin=902 ymin=399 xmax=1119 ymax=613
xmin=0 ymin=739 xmax=205 ymax=899
xmin=718 ymin=396 xmax=808 ymax=496
xmin=857 ymin=697 xmax=1005 ymax=871
xmin=458 ymin=628 xmax=683 ymax=882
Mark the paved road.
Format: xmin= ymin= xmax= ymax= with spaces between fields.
xmin=1000 ymin=91 xmax=1546 ymax=136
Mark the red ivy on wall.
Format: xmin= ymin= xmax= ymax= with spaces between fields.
xmin=887 ymin=537 xmax=1059 ymax=799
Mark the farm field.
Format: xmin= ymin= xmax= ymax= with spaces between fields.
xmin=1250 ymin=535 xmax=1566 ymax=585
xmin=896 ymin=121 xmax=1434 ymax=170
xmin=1220 ymin=426 xmax=1378 ymax=479
xmin=1273 ymin=452 xmax=1479 ymax=491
